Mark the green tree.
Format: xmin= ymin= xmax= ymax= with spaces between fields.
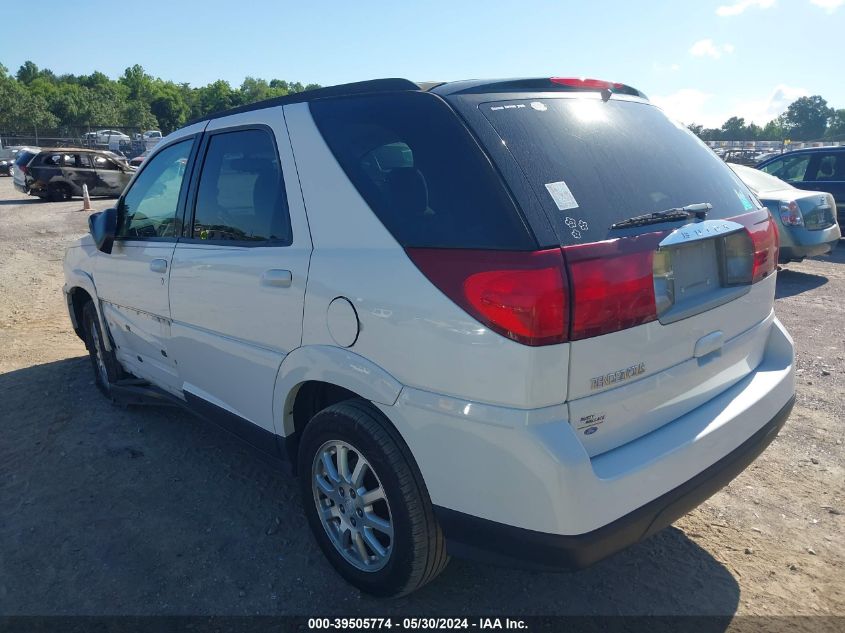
xmin=761 ymin=116 xmax=787 ymax=141
xmin=687 ymin=123 xmax=704 ymax=137
xmin=150 ymin=83 xmax=191 ymax=133
xmin=825 ymin=109 xmax=845 ymax=139
xmin=720 ymin=116 xmax=748 ymax=140
xmin=193 ymin=80 xmax=237 ymax=118
xmin=120 ymin=64 xmax=155 ymax=102
xmin=16 ymin=61 xmax=40 ymax=84
xmin=782 ymin=96 xmax=832 ymax=141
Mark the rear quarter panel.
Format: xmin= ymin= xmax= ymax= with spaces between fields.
xmin=284 ymin=101 xmax=570 ymax=409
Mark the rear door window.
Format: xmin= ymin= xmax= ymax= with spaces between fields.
xmin=191 ymin=128 xmax=291 ymax=244
xmin=806 ymin=152 xmax=845 ymax=181
xmin=310 ymin=91 xmax=535 ymax=250
xmin=473 ymin=97 xmax=759 ymax=246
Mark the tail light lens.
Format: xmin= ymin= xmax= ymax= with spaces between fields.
xmin=732 ymin=210 xmax=779 ymax=283
xmin=550 ymin=77 xmax=625 ymax=91
xmin=779 ymin=201 xmax=803 ymax=226
xmin=563 ymin=235 xmax=662 ymax=340
xmin=405 ymin=248 xmax=569 ymax=346
xmin=408 ymin=213 xmax=776 ymax=347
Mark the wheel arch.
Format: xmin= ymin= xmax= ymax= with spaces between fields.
xmin=272 ymin=345 xmax=404 ymax=466
xmin=64 ymin=269 xmax=113 ymax=352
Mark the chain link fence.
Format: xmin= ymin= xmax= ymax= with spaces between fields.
xmin=0 ymin=126 xmax=161 ymax=160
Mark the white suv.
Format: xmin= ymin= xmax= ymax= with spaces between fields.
xmin=63 ymin=78 xmax=795 ymax=596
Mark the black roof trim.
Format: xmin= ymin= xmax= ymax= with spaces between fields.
xmin=192 ymin=78 xmax=420 ymax=125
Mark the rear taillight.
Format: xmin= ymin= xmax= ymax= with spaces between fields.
xmin=733 ymin=210 xmax=779 ymax=283
xmin=779 ymin=201 xmax=803 ymax=226
xmin=563 ymin=234 xmax=662 ymax=340
xmin=405 ymin=248 xmax=569 ymax=346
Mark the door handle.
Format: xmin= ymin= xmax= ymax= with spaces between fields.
xmin=150 ymin=259 xmax=168 ymax=274
xmin=261 ymin=269 xmax=292 ymax=288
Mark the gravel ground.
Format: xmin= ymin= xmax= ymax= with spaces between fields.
xmin=0 ymin=177 xmax=842 ymax=623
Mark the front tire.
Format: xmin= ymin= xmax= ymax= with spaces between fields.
xmin=298 ymin=399 xmax=449 ymax=597
xmin=82 ymin=301 xmax=124 ymax=396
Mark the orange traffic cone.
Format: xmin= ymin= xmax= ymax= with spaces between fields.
xmin=81 ymin=184 xmax=92 ymax=212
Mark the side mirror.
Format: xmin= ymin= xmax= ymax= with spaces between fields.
xmin=89 ymin=207 xmax=117 ymax=254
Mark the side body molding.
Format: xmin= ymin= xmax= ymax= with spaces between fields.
xmin=64 ymin=267 xmax=113 ymax=352
xmin=272 ymin=345 xmax=403 ymax=437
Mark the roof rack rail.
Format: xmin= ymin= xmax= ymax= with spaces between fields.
xmin=194 ymin=78 xmax=420 ymax=124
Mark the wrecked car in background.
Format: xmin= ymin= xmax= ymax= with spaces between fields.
xmin=13 ymin=148 xmax=134 ymax=201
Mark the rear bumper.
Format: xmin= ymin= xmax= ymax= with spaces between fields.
xmin=779 ymin=226 xmax=840 ymax=261
xmin=435 ymin=395 xmax=793 ymax=570
xmin=379 ymin=317 xmax=795 ymax=565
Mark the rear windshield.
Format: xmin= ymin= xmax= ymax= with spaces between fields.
xmin=310 ymin=91 xmax=536 ymax=250
xmin=14 ymin=150 xmax=36 ymax=166
xmin=476 ymin=97 xmax=760 ymax=246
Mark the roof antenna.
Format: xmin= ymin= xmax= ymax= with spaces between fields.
xmin=600 ymin=88 xmax=612 ymax=102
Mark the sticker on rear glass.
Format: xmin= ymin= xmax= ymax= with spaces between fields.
xmin=735 ymin=189 xmax=754 ymax=211
xmin=545 ymin=180 xmax=579 ymax=211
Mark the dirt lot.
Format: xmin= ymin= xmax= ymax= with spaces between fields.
xmin=0 ymin=176 xmax=843 ymax=622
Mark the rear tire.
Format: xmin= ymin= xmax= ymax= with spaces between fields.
xmin=298 ymin=399 xmax=449 ymax=597
xmin=82 ymin=301 xmax=124 ymax=396
xmin=47 ymin=183 xmax=71 ymax=202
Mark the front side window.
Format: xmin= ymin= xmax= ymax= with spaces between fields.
xmin=191 ymin=128 xmax=290 ymax=244
xmin=760 ymin=154 xmax=810 ymax=182
xmin=117 ymin=139 xmax=193 ymax=239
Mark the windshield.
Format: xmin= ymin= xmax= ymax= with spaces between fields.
xmin=728 ymin=163 xmax=792 ymax=194
xmin=475 ymin=96 xmax=760 ymax=246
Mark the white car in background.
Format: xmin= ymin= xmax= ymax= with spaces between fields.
xmin=63 ymin=77 xmax=795 ymax=597
xmin=85 ymin=129 xmax=130 ymax=145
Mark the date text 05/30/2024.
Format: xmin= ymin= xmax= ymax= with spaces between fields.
xmin=307 ymin=618 xmax=527 ymax=630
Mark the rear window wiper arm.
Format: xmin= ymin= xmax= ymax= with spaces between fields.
xmin=610 ymin=203 xmax=712 ymax=230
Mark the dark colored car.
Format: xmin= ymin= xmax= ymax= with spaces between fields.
xmin=13 ymin=148 xmax=134 ymax=201
xmin=0 ymin=147 xmax=21 ymax=175
xmin=721 ymin=148 xmax=764 ymax=166
xmin=757 ymin=147 xmax=845 ymax=232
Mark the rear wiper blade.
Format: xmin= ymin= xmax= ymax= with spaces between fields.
xmin=610 ymin=203 xmax=712 ymax=230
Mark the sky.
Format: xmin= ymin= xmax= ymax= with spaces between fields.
xmin=2 ymin=0 xmax=843 ymax=128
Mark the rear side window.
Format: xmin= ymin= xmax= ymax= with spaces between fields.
xmin=808 ymin=152 xmax=845 ymax=181
xmin=474 ymin=97 xmax=760 ymax=246
xmin=94 ymin=155 xmax=119 ymax=170
xmin=310 ymin=92 xmax=535 ymax=250
xmin=192 ymin=128 xmax=291 ymax=244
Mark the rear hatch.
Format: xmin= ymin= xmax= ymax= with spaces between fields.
xmin=443 ymin=81 xmax=779 ymax=456
xmin=12 ymin=149 xmax=38 ymax=189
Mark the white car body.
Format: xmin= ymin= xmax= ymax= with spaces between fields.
xmin=63 ymin=78 xmax=795 ymax=585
